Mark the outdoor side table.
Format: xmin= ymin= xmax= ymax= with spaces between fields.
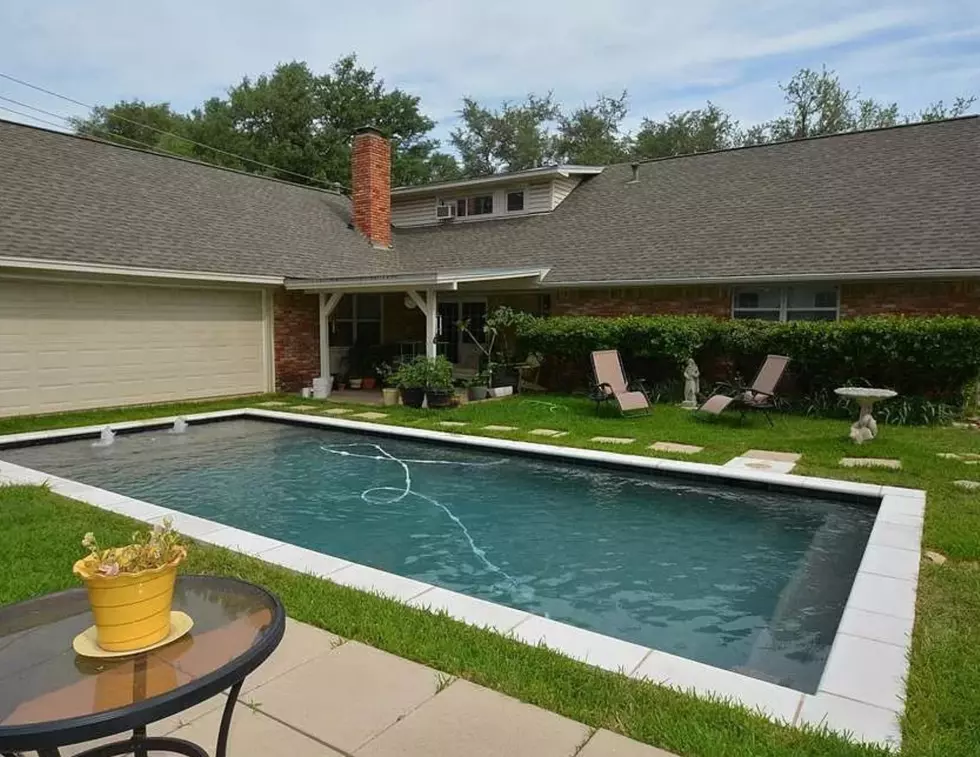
xmin=834 ymin=387 xmax=898 ymax=443
xmin=0 ymin=575 xmax=285 ymax=757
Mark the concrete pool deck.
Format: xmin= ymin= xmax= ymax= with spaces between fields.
xmin=66 ymin=618 xmax=674 ymax=757
xmin=0 ymin=407 xmax=923 ymax=749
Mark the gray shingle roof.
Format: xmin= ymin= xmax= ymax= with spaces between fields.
xmin=392 ymin=116 xmax=980 ymax=284
xmin=2 ymin=116 xmax=978 ymax=286
xmin=0 ymin=119 xmax=395 ymax=280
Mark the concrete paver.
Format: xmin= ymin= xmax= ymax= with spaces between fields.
xmin=482 ymin=425 xmax=518 ymax=431
xmin=354 ymin=679 xmax=589 ymax=757
xmin=579 ymin=729 xmax=678 ymax=756
xmin=350 ymin=412 xmax=389 ymax=420
xmin=250 ymin=640 xmax=439 ymax=753
xmin=743 ymin=449 xmax=801 ymax=463
xmin=240 ymin=616 xmax=342 ymax=693
xmin=840 ymin=457 xmax=902 ymax=470
xmin=650 ymin=442 xmax=703 ymax=454
xmin=321 ymin=408 xmax=353 ymax=415
xmin=171 ymin=705 xmax=345 ymax=757
xmin=591 ymin=436 xmax=635 ymax=444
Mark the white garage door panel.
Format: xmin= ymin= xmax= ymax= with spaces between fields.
xmin=0 ymin=280 xmax=267 ymax=416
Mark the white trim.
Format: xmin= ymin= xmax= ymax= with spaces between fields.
xmin=0 ymin=408 xmax=918 ymax=748
xmin=288 ymin=267 xmax=550 ymax=292
xmin=392 ymin=165 xmax=604 ymax=197
xmin=261 ymin=289 xmax=275 ymax=392
xmin=0 ymin=256 xmax=285 ymax=285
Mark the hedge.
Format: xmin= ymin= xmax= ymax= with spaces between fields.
xmin=516 ymin=315 xmax=980 ymax=423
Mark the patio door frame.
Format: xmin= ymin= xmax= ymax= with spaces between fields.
xmin=437 ymin=296 xmax=488 ymax=364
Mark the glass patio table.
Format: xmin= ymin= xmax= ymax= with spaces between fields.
xmin=0 ymin=576 xmax=285 ymax=757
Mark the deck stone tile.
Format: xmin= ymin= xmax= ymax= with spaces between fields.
xmin=578 ymin=729 xmax=678 ymax=756
xmin=590 ymin=436 xmax=635 ymax=444
xmin=250 ymin=641 xmax=438 ymax=753
xmin=529 ymin=428 xmax=567 ymax=437
xmin=354 ymin=680 xmax=589 ymax=757
xmin=350 ymin=412 xmax=388 ymax=420
xmin=289 ymin=404 xmax=319 ymax=410
xmin=438 ymin=421 xmax=469 ymax=427
xmin=321 ymin=407 xmax=353 ymax=415
xmin=482 ymin=425 xmax=518 ymax=431
xmin=256 ymin=401 xmax=288 ymax=407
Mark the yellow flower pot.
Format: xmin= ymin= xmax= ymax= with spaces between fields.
xmin=73 ymin=548 xmax=186 ymax=652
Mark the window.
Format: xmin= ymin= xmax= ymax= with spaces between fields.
xmin=733 ymin=286 xmax=838 ymax=322
xmin=455 ymin=195 xmax=494 ymax=217
xmin=506 ymin=190 xmax=525 ymax=212
xmin=332 ymin=294 xmax=382 ymax=347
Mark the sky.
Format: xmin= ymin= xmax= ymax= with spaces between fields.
xmin=1 ymin=0 xmax=978 ymax=146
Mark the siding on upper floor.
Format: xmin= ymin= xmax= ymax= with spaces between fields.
xmin=551 ymin=176 xmax=582 ymax=208
xmin=392 ymin=179 xmax=572 ymax=227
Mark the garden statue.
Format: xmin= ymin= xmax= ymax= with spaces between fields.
xmin=682 ymin=358 xmax=700 ymax=408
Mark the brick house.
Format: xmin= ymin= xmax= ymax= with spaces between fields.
xmin=1 ymin=116 xmax=978 ymax=415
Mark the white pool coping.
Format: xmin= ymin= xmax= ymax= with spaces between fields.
xmin=0 ymin=408 xmax=924 ymax=749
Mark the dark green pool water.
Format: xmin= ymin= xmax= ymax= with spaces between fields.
xmin=2 ymin=419 xmax=876 ymax=692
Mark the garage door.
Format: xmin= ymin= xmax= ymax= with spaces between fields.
xmin=0 ymin=279 xmax=268 ymax=416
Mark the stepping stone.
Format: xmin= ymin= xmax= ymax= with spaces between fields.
xmin=320 ymin=408 xmax=352 ymax=415
xmin=529 ymin=428 xmax=567 ymax=437
xmin=840 ymin=457 xmax=902 ymax=470
xmin=438 ymin=421 xmax=469 ymax=427
xmin=289 ymin=404 xmax=318 ymax=411
xmin=954 ymin=480 xmax=980 ymax=491
xmin=937 ymin=453 xmax=962 ymax=460
xmin=590 ymin=436 xmax=635 ymax=445
xmin=650 ymin=442 xmax=703 ymax=454
xmin=725 ymin=456 xmax=797 ymax=474
xmin=350 ymin=412 xmax=388 ymax=420
xmin=744 ymin=449 xmax=801 ymax=463
xmin=257 ymin=401 xmax=288 ymax=407
xmin=482 ymin=425 xmax=518 ymax=432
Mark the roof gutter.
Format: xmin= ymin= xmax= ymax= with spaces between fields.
xmin=548 ymin=268 xmax=980 ymax=287
xmin=286 ymin=267 xmax=550 ymax=292
xmin=0 ymin=256 xmax=285 ymax=286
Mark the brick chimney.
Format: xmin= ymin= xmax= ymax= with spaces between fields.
xmin=351 ymin=126 xmax=391 ymax=248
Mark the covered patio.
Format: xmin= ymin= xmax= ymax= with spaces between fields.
xmin=283 ymin=268 xmax=551 ymax=391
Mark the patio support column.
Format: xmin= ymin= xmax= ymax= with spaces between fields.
xmin=319 ymin=292 xmax=344 ymax=384
xmin=406 ymin=289 xmax=438 ymax=359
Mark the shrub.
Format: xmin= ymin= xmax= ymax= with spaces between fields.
xmin=390 ymin=355 xmax=454 ymax=390
xmin=516 ymin=315 xmax=980 ymax=423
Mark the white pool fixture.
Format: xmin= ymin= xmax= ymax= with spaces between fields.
xmin=172 ymin=417 xmax=188 ymax=434
xmin=92 ymin=426 xmax=115 ymax=447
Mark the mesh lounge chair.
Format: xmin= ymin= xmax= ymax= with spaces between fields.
xmin=589 ymin=350 xmax=651 ymax=415
xmin=698 ymin=354 xmax=790 ymax=427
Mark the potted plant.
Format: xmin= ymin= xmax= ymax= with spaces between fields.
xmin=425 ymin=355 xmax=455 ymax=408
xmin=377 ymin=362 xmax=399 ymax=406
xmin=73 ymin=518 xmax=186 ymax=653
xmin=457 ymin=305 xmax=533 ymax=395
xmin=391 ymin=355 xmax=455 ymax=408
xmin=468 ymin=370 xmax=492 ymax=401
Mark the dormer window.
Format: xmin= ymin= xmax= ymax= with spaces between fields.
xmin=506 ymin=190 xmax=525 ymax=212
xmin=456 ymin=195 xmax=494 ymax=217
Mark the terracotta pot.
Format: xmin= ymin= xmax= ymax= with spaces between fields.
xmin=382 ymin=387 xmax=399 ymax=406
xmin=361 ymin=377 xmax=377 ymax=390
xmin=73 ymin=548 xmax=186 ymax=652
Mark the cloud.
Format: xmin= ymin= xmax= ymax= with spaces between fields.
xmin=0 ymin=0 xmax=976 ymax=144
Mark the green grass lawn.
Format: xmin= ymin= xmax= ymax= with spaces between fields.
xmin=1 ymin=393 xmax=979 ymax=757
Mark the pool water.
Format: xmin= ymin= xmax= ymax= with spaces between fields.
xmin=2 ymin=419 xmax=876 ymax=692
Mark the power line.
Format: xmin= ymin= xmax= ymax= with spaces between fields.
xmin=0 ymin=97 xmax=179 ymax=154
xmin=0 ymin=71 xmax=333 ymax=188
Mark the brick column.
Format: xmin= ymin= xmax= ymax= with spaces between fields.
xmin=273 ymin=291 xmax=320 ymax=392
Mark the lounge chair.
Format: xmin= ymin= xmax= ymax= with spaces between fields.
xmin=518 ymin=353 xmax=547 ymax=393
xmin=698 ymin=354 xmax=790 ymax=427
xmin=589 ymin=350 xmax=651 ymax=415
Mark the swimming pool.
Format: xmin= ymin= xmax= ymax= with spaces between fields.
xmin=1 ymin=416 xmax=877 ymax=694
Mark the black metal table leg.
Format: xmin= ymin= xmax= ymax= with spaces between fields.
xmin=215 ymin=680 xmax=244 ymax=757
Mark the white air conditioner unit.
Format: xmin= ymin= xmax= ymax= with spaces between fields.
xmin=436 ymin=204 xmax=456 ymax=219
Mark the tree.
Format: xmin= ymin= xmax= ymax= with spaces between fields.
xmin=915 ymin=96 xmax=977 ymax=122
xmin=634 ymin=102 xmax=737 ymax=159
xmin=450 ymin=94 xmax=559 ymax=175
xmin=73 ymin=56 xmax=457 ymax=188
xmin=765 ymin=67 xmax=857 ymax=141
xmin=70 ymin=100 xmax=192 ymax=155
xmin=555 ymin=91 xmax=631 ymax=165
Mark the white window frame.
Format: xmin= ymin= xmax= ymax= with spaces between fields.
xmin=333 ymin=293 xmax=384 ymax=344
xmin=454 ymin=194 xmax=494 ymax=217
xmin=732 ymin=285 xmax=840 ymax=322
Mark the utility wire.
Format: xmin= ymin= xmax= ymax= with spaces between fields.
xmin=0 ymin=71 xmax=334 ymax=188
xmin=0 ymin=98 xmax=180 ymax=154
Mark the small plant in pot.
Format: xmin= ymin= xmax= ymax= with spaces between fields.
xmin=468 ymin=369 xmax=492 ymax=401
xmin=377 ymin=362 xmax=399 ymax=406
xmin=74 ymin=518 xmax=186 ymax=652
xmin=391 ymin=355 xmax=455 ymax=408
